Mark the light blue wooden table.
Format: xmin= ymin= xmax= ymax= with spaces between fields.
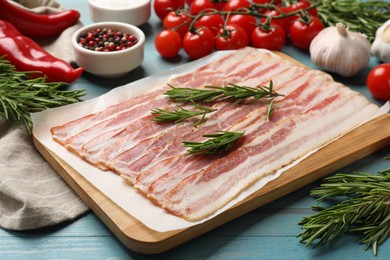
xmin=0 ymin=1 xmax=389 ymax=259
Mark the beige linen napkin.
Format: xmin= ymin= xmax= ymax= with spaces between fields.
xmin=0 ymin=0 xmax=88 ymax=230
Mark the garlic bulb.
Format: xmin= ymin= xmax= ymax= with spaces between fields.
xmin=310 ymin=23 xmax=371 ymax=77
xmin=371 ymin=19 xmax=390 ymax=62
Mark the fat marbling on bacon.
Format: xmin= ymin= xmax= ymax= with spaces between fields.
xmin=51 ymin=47 xmax=380 ymax=222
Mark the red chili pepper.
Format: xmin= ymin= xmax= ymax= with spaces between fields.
xmin=0 ymin=20 xmax=83 ymax=83
xmin=0 ymin=0 xmax=80 ymax=39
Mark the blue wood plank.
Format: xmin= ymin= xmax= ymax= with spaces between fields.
xmin=1 ymin=231 xmax=389 ymax=260
xmin=2 ymin=161 xmax=390 ymax=260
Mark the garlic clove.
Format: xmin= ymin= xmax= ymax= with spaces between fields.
xmin=310 ymin=23 xmax=371 ymax=77
xmin=371 ymin=19 xmax=390 ymax=63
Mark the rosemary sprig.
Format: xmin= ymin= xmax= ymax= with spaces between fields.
xmin=165 ymin=81 xmax=282 ymax=120
xmin=151 ymin=104 xmax=216 ymax=126
xmin=314 ymin=0 xmax=390 ymax=42
xmin=165 ymin=81 xmax=281 ymax=103
xmin=183 ymin=130 xmax=244 ymax=155
xmin=0 ymin=56 xmax=85 ymax=133
xmin=297 ymin=162 xmax=390 ymax=256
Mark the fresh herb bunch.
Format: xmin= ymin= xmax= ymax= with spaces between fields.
xmin=183 ymin=131 xmax=244 ymax=156
xmin=0 ymin=56 xmax=85 ymax=133
xmin=151 ymin=103 xmax=216 ymax=126
xmin=298 ymin=159 xmax=390 ymax=256
xmin=314 ymin=0 xmax=390 ymax=42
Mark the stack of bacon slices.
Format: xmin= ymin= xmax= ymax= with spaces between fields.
xmin=51 ymin=48 xmax=379 ymax=222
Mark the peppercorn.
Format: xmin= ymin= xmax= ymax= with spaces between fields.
xmin=78 ymin=28 xmax=138 ymax=52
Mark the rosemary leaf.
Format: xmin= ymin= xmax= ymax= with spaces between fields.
xmin=0 ymin=56 xmax=86 ymax=133
xmin=266 ymin=98 xmax=275 ymax=121
xmin=183 ymin=130 xmax=244 ymax=155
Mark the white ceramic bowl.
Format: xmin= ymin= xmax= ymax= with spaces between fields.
xmin=72 ymin=22 xmax=145 ymax=78
xmin=88 ymin=0 xmax=151 ymax=26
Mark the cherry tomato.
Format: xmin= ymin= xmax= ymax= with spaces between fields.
xmin=367 ymin=64 xmax=390 ymax=100
xmin=176 ymin=0 xmax=185 ymax=6
xmin=227 ymin=14 xmax=256 ymax=40
xmin=176 ymin=0 xmax=185 ymax=7
xmin=263 ymin=7 xmax=294 ymax=34
xmin=288 ymin=0 xmax=318 ymax=17
xmin=289 ymin=16 xmax=324 ymax=50
xmin=155 ymin=30 xmax=182 ymax=58
xmin=194 ymin=14 xmax=224 ymax=36
xmin=163 ymin=11 xmax=191 ymax=37
xmin=190 ymin=0 xmax=214 ymax=15
xmin=190 ymin=0 xmax=225 ymax=15
xmin=216 ymin=24 xmax=249 ymax=50
xmin=223 ymin=0 xmax=251 ymax=12
xmin=251 ymin=23 xmax=286 ymax=51
xmin=183 ymin=27 xmax=215 ymax=59
xmin=154 ymin=0 xmax=185 ymax=20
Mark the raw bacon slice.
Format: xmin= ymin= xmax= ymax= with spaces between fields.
xmin=172 ymin=47 xmax=271 ymax=88
xmin=162 ymin=90 xmax=378 ymax=221
xmin=49 ymin=47 xmax=380 ymax=223
xmin=51 ymin=47 xmax=261 ymax=146
xmin=140 ymin=70 xmax=336 ymax=202
xmin=64 ymin=97 xmax=168 ymax=155
xmin=120 ymin=101 xmax=257 ymax=184
xmin=114 ymin=62 xmax=307 ymax=183
xmin=80 ymin=115 xmax=170 ymax=169
xmin=132 ymin=67 xmax=319 ymax=195
xmin=51 ymin=91 xmax=159 ymax=145
xmin=60 ymin=48 xmax=281 ymax=169
xmin=98 ymin=53 xmax=293 ymax=171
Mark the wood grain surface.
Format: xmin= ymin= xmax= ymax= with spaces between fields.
xmin=33 ymin=112 xmax=390 ymax=254
xmin=32 ymin=52 xmax=390 ymax=254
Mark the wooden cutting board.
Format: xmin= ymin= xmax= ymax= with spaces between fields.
xmin=32 ymin=52 xmax=390 ymax=254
